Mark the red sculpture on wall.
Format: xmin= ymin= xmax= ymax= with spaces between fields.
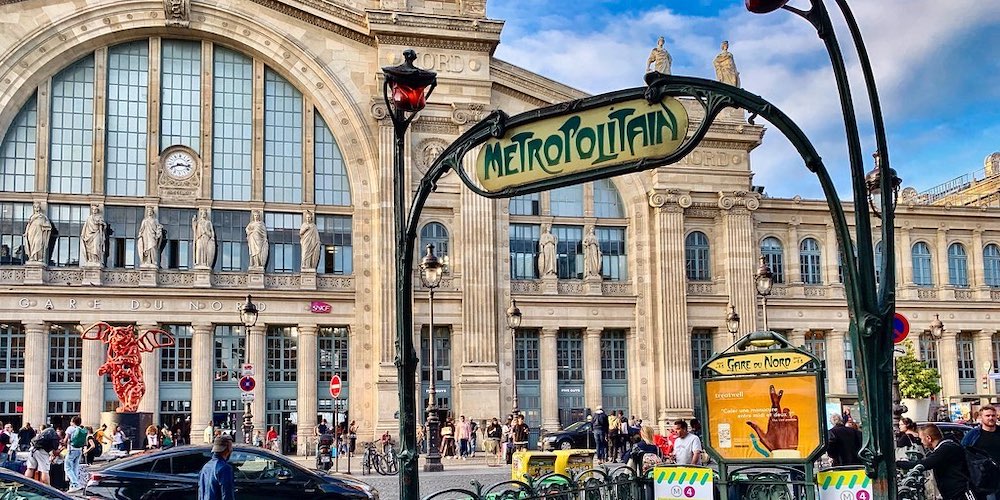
xmin=81 ymin=323 xmax=175 ymax=413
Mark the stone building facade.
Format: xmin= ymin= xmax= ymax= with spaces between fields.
xmin=0 ymin=0 xmax=997 ymax=454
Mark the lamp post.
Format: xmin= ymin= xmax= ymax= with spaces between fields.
xmin=725 ymin=304 xmax=741 ymax=343
xmin=930 ymin=314 xmax=945 ymax=420
xmin=754 ymin=256 xmax=774 ymax=332
xmin=237 ymin=294 xmax=258 ymax=445
xmin=745 ymin=1 xmax=901 ymax=496
xmin=419 ymin=244 xmax=445 ymax=473
xmin=506 ymin=299 xmax=523 ymax=416
xmin=382 ymin=49 xmax=437 ymax=500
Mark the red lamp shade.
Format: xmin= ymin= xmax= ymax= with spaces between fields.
xmin=390 ymin=82 xmax=429 ymax=113
xmin=745 ymin=0 xmax=790 ymax=13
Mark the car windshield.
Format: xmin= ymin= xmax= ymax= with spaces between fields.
xmin=564 ymin=422 xmax=589 ymax=432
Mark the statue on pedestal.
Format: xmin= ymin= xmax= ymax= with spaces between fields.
xmin=81 ymin=204 xmax=107 ymax=267
xmin=246 ymin=209 xmax=268 ymax=269
xmin=583 ymin=226 xmax=603 ymax=279
xmin=538 ymin=223 xmax=557 ymax=278
xmin=300 ymin=210 xmax=320 ymax=271
xmin=714 ymin=40 xmax=741 ymax=87
xmin=646 ymin=36 xmax=672 ymax=76
xmin=137 ymin=206 xmax=163 ymax=268
xmin=23 ymin=201 xmax=51 ymax=263
xmin=192 ymin=208 xmax=216 ymax=268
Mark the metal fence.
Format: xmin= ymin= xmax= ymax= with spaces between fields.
xmin=422 ymin=467 xmax=643 ymax=500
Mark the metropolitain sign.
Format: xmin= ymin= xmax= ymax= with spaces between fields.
xmin=475 ymin=96 xmax=688 ymax=192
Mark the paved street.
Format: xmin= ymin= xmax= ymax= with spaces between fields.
xmin=290 ymin=454 xmax=511 ymax=500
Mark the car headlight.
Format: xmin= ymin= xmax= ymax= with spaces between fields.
xmin=544 ymin=436 xmax=557 ymax=442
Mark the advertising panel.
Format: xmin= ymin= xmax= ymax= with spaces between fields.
xmin=705 ymin=374 xmax=821 ymax=461
xmin=652 ymin=466 xmax=714 ymax=500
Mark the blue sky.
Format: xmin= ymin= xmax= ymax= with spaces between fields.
xmin=488 ymin=0 xmax=1000 ymax=200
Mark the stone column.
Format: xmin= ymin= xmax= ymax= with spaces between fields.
xmin=718 ymin=192 xmax=760 ymax=338
xmin=539 ymin=327 xmax=560 ymax=432
xmin=935 ymin=227 xmax=949 ymax=288
xmin=458 ymin=143 xmax=501 ymax=418
xmin=898 ymin=224 xmax=915 ymax=299
xmin=372 ymin=105 xmax=399 ymax=432
xmin=191 ymin=323 xmax=214 ymax=437
xmin=939 ymin=330 xmax=960 ymax=401
xmin=23 ymin=321 xmax=48 ymax=427
xmin=584 ymin=327 xmax=603 ymax=411
xmin=786 ymin=222 xmax=801 ymax=284
xmin=824 ymin=223 xmax=841 ymax=286
xmin=650 ymin=191 xmax=693 ymax=422
xmin=297 ymin=324 xmax=319 ymax=456
xmin=826 ymin=330 xmax=848 ymax=395
xmin=137 ymin=322 xmax=160 ymax=421
xmin=973 ymin=330 xmax=994 ymax=399
xmin=248 ymin=324 xmax=267 ymax=432
xmin=788 ymin=329 xmax=807 ymax=350
xmin=973 ymin=228 xmax=988 ymax=298
xmin=81 ymin=330 xmax=105 ymax=425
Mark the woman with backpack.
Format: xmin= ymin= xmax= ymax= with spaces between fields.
xmin=627 ymin=426 xmax=663 ymax=474
xmin=84 ymin=427 xmax=102 ymax=464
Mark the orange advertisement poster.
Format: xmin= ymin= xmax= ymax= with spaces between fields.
xmin=704 ymin=375 xmax=821 ymax=461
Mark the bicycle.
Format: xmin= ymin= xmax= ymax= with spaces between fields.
xmin=360 ymin=442 xmax=377 ymax=475
xmin=378 ymin=441 xmax=399 ymax=475
xmin=484 ymin=438 xmax=501 ymax=467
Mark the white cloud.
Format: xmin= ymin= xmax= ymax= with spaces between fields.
xmin=494 ymin=0 xmax=1000 ymax=198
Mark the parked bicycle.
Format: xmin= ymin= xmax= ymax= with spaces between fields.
xmin=360 ymin=441 xmax=398 ymax=476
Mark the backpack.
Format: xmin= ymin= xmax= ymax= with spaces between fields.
xmin=70 ymin=427 xmax=87 ymax=448
xmin=31 ymin=428 xmax=59 ymax=452
xmin=965 ymin=445 xmax=1000 ymax=495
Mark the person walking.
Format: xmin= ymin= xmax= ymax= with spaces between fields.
xmin=670 ymin=420 xmax=702 ymax=465
xmin=456 ymin=416 xmax=472 ymax=459
xmin=898 ymin=423 xmax=975 ymax=500
xmin=828 ymin=414 xmax=863 ymax=466
xmin=592 ymin=406 xmax=609 ymax=462
xmin=511 ymin=415 xmax=530 ymax=452
xmin=25 ymin=424 xmax=59 ymax=485
xmin=199 ymin=435 xmax=235 ymax=500
xmin=65 ymin=416 xmax=87 ymax=492
xmin=962 ymin=405 xmax=1000 ymax=500
xmin=17 ymin=423 xmax=35 ymax=452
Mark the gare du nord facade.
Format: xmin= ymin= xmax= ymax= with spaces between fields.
xmin=2 ymin=0 xmax=999 ymax=455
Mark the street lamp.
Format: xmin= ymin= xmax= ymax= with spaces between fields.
xmin=418 ymin=244 xmax=445 ymax=473
xmin=865 ymin=152 xmax=902 ymax=219
xmin=382 ymin=49 xmax=437 ymax=498
xmin=725 ymin=304 xmax=740 ymax=343
xmin=237 ymin=294 xmax=258 ymax=445
xmin=754 ymin=256 xmax=774 ymax=331
xmin=506 ymin=299 xmax=523 ymax=416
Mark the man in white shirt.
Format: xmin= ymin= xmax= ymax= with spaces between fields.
xmin=671 ymin=420 xmax=702 ymax=465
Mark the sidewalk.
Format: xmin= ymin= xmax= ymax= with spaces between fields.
xmin=287 ymin=452 xmax=499 ymax=473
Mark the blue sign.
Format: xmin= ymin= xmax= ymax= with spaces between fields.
xmin=892 ymin=313 xmax=909 ymax=344
xmin=239 ymin=376 xmax=256 ymax=392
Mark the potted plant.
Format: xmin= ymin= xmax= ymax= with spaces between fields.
xmin=896 ymin=340 xmax=942 ymax=421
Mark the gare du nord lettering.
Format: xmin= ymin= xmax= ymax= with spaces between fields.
xmin=476 ymin=96 xmax=688 ymax=192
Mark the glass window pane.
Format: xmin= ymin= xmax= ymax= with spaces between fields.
xmin=948 ymin=243 xmax=969 ymax=288
xmin=0 ymin=202 xmax=31 ymax=265
xmin=106 ymin=41 xmax=149 ymax=196
xmin=761 ymin=237 xmax=785 ymax=284
xmin=160 ymin=325 xmax=193 ymax=383
xmin=912 ymin=242 xmax=933 ymax=287
xmin=317 ymin=215 xmax=352 ymax=275
xmin=685 ymin=231 xmax=710 ymax=281
xmin=593 ymin=179 xmax=624 ymax=218
xmin=48 ymin=204 xmax=88 ymax=267
xmin=266 ymin=326 xmax=297 ymax=382
xmin=510 ymin=194 xmax=539 ymax=216
xmin=212 ymin=210 xmax=250 ymax=272
xmin=263 ymin=69 xmax=302 ymax=203
xmin=799 ymin=238 xmax=822 ymax=285
xmin=0 ymin=94 xmax=37 ymax=192
xmin=161 ymin=40 xmax=201 ymax=152
xmin=550 ymin=185 xmax=583 ymax=217
xmin=264 ymin=212 xmax=301 ymax=273
xmin=50 ymin=57 xmax=95 ymax=194
xmin=419 ymin=222 xmax=449 ymax=258
xmin=212 ymin=47 xmax=252 ymax=201
xmin=509 ymin=224 xmax=539 ymax=280
xmin=553 ymin=225 xmax=583 ymax=279
xmin=985 ymin=244 xmax=1000 ymax=287
xmin=314 ymin=113 xmax=351 ymax=206
xmin=596 ymin=226 xmax=627 ymax=281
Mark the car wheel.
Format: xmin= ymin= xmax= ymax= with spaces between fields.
xmin=559 ymin=440 xmax=573 ymax=450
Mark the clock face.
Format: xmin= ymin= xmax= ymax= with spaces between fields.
xmin=164 ymin=150 xmax=195 ymax=178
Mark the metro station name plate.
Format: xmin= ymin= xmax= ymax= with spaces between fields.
xmin=707 ymin=352 xmax=812 ymax=376
xmin=475 ymin=96 xmax=688 ymax=192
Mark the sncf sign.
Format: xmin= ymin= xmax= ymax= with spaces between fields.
xmin=310 ymin=301 xmax=332 ymax=314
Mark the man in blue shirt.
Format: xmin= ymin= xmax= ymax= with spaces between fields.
xmin=199 ymin=435 xmax=235 ymax=500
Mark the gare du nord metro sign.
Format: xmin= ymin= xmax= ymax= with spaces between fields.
xmin=475 ymin=95 xmax=689 ymax=192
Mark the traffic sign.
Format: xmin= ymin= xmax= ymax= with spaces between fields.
xmin=240 ymin=392 xmax=255 ymax=403
xmin=239 ymin=376 xmax=256 ymax=392
xmin=242 ymin=363 xmax=254 ymax=377
xmin=330 ymin=374 xmax=342 ymax=398
xmin=892 ymin=313 xmax=910 ymax=344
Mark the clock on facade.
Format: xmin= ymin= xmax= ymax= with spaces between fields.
xmin=162 ymin=148 xmax=197 ymax=179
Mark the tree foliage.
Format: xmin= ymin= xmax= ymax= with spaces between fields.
xmin=896 ymin=340 xmax=942 ymax=399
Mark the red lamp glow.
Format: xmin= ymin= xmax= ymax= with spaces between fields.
xmin=390 ymin=82 xmax=429 ymax=113
xmin=745 ymin=0 xmax=791 ymax=14
xmin=382 ymin=49 xmax=437 ymax=115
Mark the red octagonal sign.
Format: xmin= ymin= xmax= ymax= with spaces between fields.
xmin=330 ymin=375 xmax=342 ymax=398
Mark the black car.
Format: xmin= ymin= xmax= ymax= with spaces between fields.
xmin=917 ymin=421 xmax=972 ymax=443
xmin=0 ymin=467 xmax=75 ymax=499
xmin=83 ymin=445 xmax=378 ymax=500
xmin=537 ymin=421 xmax=599 ymax=451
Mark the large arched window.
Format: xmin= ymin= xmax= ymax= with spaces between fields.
xmin=420 ymin=222 xmax=449 ymax=258
xmin=593 ymin=178 xmax=625 ymax=218
xmin=799 ymin=238 xmax=822 ymax=285
xmin=912 ymin=242 xmax=933 ymax=287
xmin=985 ymin=244 xmax=1000 ymax=288
xmin=761 ymin=237 xmax=785 ymax=284
xmin=685 ymin=231 xmax=711 ymax=281
xmin=550 ymin=185 xmax=584 ymax=217
xmin=948 ymin=243 xmax=969 ymax=288
xmin=0 ymin=93 xmax=36 ymax=192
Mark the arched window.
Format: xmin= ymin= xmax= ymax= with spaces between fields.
xmin=761 ymin=237 xmax=785 ymax=284
xmin=0 ymin=93 xmax=38 ymax=192
xmin=984 ymin=244 xmax=1000 ymax=287
xmin=106 ymin=41 xmax=149 ymax=196
xmin=685 ymin=231 xmax=711 ymax=281
xmin=948 ymin=243 xmax=969 ymax=288
xmin=263 ymin=68 xmax=303 ymax=204
xmin=420 ymin=222 xmax=449 ymax=258
xmin=49 ymin=56 xmax=95 ymax=194
xmin=550 ymin=185 xmax=583 ymax=217
xmin=593 ymin=178 xmax=624 ymax=218
xmin=314 ymin=113 xmax=351 ymax=206
xmin=212 ymin=46 xmax=253 ymax=201
xmin=799 ymin=238 xmax=822 ymax=285
xmin=912 ymin=242 xmax=933 ymax=287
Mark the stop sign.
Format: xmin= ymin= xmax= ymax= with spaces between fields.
xmin=329 ymin=375 xmax=342 ymax=398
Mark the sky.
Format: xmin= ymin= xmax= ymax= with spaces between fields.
xmin=487 ymin=0 xmax=1000 ymax=200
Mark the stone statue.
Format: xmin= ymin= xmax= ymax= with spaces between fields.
xmin=192 ymin=208 xmax=216 ymax=268
xmin=646 ymin=36 xmax=672 ymax=75
xmin=246 ymin=209 xmax=268 ymax=269
xmin=583 ymin=226 xmax=602 ymax=279
xmin=714 ymin=40 xmax=740 ymax=87
xmin=538 ymin=223 xmax=557 ymax=278
xmin=137 ymin=206 xmax=163 ymax=268
xmin=23 ymin=201 xmax=51 ymax=263
xmin=300 ymin=210 xmax=320 ymax=271
xmin=81 ymin=203 xmax=107 ymax=266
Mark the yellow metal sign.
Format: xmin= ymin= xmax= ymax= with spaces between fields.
xmin=475 ymin=96 xmax=688 ymax=192
xmin=706 ymin=351 xmax=812 ymax=376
